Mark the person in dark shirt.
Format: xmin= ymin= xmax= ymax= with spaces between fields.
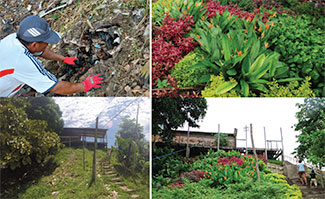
xmin=310 ymin=169 xmax=318 ymax=188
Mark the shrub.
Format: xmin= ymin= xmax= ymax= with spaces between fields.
xmin=152 ymin=13 xmax=197 ymax=95
xmin=260 ymin=77 xmax=316 ymax=97
xmin=202 ymin=74 xmax=241 ymax=97
xmin=171 ymin=48 xmax=209 ymax=87
xmin=269 ymin=14 xmax=325 ymax=96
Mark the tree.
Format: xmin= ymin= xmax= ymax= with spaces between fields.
xmin=0 ymin=99 xmax=62 ymax=170
xmin=114 ymin=117 xmax=148 ymax=175
xmin=293 ymin=98 xmax=325 ymax=187
xmin=25 ymin=98 xmax=64 ymax=134
xmin=152 ymin=98 xmax=208 ymax=142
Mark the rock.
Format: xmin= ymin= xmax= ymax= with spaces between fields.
xmin=52 ymin=191 xmax=59 ymax=195
xmin=143 ymin=25 xmax=150 ymax=37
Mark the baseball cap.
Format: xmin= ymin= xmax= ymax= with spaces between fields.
xmin=17 ymin=15 xmax=61 ymax=44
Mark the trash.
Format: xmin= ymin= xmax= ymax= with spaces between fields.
xmin=135 ymin=9 xmax=145 ymax=21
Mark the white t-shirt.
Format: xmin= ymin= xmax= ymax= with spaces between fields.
xmin=0 ymin=33 xmax=58 ymax=97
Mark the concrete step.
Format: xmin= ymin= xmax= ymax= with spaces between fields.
xmin=303 ymin=194 xmax=325 ymax=199
xmin=119 ymin=185 xmax=135 ymax=192
xmin=111 ymin=177 xmax=121 ymax=182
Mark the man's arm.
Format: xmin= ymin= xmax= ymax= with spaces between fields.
xmin=49 ymin=81 xmax=84 ymax=95
xmin=49 ymin=74 xmax=103 ymax=95
xmin=40 ymin=48 xmax=65 ymax=62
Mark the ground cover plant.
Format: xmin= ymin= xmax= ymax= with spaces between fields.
xmin=152 ymin=0 xmax=323 ymax=97
xmin=152 ymin=149 xmax=302 ymax=198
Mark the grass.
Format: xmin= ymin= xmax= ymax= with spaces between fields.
xmin=4 ymin=147 xmax=148 ymax=199
xmin=268 ymin=159 xmax=283 ymax=166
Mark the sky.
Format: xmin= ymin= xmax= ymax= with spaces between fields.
xmin=179 ymin=98 xmax=305 ymax=158
xmin=53 ymin=97 xmax=151 ymax=144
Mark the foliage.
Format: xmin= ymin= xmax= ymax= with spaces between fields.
xmin=152 ymin=0 xmax=206 ymax=25
xmin=153 ymin=146 xmax=191 ymax=184
xmin=191 ymin=151 xmax=268 ymax=186
xmin=4 ymin=147 xmax=149 ymax=199
xmin=181 ymin=170 xmax=206 ymax=182
xmin=191 ymin=10 xmax=298 ymax=96
xmin=260 ymin=77 xmax=315 ymax=97
xmin=279 ymin=0 xmax=324 ymax=17
xmin=25 ymin=98 xmax=64 ymax=134
xmin=153 ymin=178 xmax=221 ymax=199
xmin=114 ymin=116 xmax=149 ymax=175
xmin=153 ymin=159 xmax=302 ymax=199
xmin=269 ymin=14 xmax=325 ymax=96
xmin=152 ymin=12 xmax=197 ymax=96
xmin=268 ymin=159 xmax=283 ymax=166
xmin=0 ymin=99 xmax=62 ymax=170
xmin=171 ymin=48 xmax=209 ymax=87
xmin=204 ymin=1 xmax=270 ymax=23
xmin=152 ymin=98 xmax=207 ymax=142
xmin=293 ymin=98 xmax=325 ymax=168
xmin=202 ymin=74 xmax=241 ymax=97
xmin=214 ymin=133 xmax=231 ymax=147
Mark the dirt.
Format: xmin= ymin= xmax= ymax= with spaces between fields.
xmin=0 ymin=0 xmax=149 ymax=97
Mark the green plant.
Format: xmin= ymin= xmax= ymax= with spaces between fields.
xmin=268 ymin=159 xmax=283 ymax=166
xmin=214 ymin=133 xmax=231 ymax=147
xmin=260 ymin=77 xmax=315 ymax=97
xmin=152 ymin=0 xmax=207 ymax=25
xmin=269 ymin=14 xmax=325 ymax=96
xmin=190 ymin=11 xmax=299 ymax=96
xmin=171 ymin=48 xmax=210 ymax=87
xmin=202 ymin=73 xmax=241 ymax=97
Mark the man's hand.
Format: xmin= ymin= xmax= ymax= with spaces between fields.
xmin=64 ymin=57 xmax=78 ymax=65
xmin=82 ymin=74 xmax=104 ymax=92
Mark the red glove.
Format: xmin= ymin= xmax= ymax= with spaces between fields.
xmin=82 ymin=74 xmax=103 ymax=92
xmin=64 ymin=57 xmax=78 ymax=65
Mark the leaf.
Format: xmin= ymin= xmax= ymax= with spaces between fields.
xmin=226 ymin=69 xmax=237 ymax=76
xmin=277 ymin=77 xmax=303 ymax=83
xmin=215 ymin=81 xmax=238 ymax=95
xmin=248 ymin=54 xmax=266 ymax=75
xmin=198 ymin=74 xmax=211 ymax=83
xmin=240 ymin=80 xmax=249 ymax=97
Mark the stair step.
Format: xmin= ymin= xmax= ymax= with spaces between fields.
xmin=111 ymin=177 xmax=121 ymax=182
xmin=119 ymin=186 xmax=135 ymax=192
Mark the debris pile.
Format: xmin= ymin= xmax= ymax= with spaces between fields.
xmin=0 ymin=0 xmax=149 ymax=97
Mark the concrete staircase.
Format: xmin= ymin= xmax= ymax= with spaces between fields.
xmin=283 ymin=161 xmax=325 ymax=199
xmin=102 ymin=162 xmax=140 ymax=198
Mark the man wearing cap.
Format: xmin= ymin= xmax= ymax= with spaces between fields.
xmin=0 ymin=15 xmax=103 ymax=97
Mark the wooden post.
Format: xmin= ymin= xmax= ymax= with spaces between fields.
xmin=264 ymin=127 xmax=267 ymax=161
xmin=280 ymin=128 xmax=284 ymax=165
xmin=234 ymin=128 xmax=238 ymax=149
xmin=186 ymin=125 xmax=190 ymax=158
xmin=244 ymin=125 xmax=248 ymax=155
xmin=92 ymin=117 xmax=98 ymax=184
xmin=217 ymin=124 xmax=220 ymax=150
xmin=250 ymin=124 xmax=260 ymax=182
xmin=83 ymin=135 xmax=85 ymax=170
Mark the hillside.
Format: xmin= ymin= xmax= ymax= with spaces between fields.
xmin=2 ymin=147 xmax=149 ymax=199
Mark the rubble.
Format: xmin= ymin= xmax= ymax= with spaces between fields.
xmin=0 ymin=0 xmax=149 ymax=97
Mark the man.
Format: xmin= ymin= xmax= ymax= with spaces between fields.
xmin=0 ymin=15 xmax=103 ymax=97
xmin=297 ymin=160 xmax=308 ymax=186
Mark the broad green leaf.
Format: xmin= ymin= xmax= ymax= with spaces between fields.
xmin=215 ymin=81 xmax=238 ymax=95
xmin=248 ymin=54 xmax=266 ymax=74
xmin=240 ymin=80 xmax=249 ymax=97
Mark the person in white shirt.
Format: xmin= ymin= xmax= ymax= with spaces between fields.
xmin=0 ymin=15 xmax=103 ymax=97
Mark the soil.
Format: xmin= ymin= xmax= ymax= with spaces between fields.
xmin=0 ymin=0 xmax=149 ymax=97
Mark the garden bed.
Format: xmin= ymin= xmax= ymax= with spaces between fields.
xmin=152 ymin=0 xmax=324 ymax=97
xmin=152 ymin=148 xmax=302 ymax=198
